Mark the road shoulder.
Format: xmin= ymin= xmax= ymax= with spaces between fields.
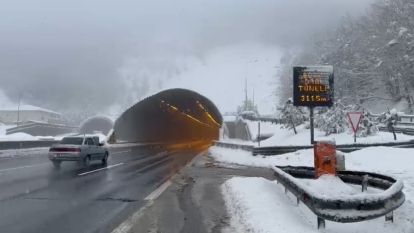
xmin=126 ymin=152 xmax=275 ymax=233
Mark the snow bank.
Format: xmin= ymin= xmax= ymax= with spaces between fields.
xmin=0 ymin=124 xmax=16 ymax=135
xmin=209 ymin=146 xmax=314 ymax=168
xmin=300 ymin=175 xmax=368 ymax=197
xmin=0 ymin=147 xmax=49 ymax=158
xmin=261 ymin=125 xmax=414 ymax=146
xmin=0 ymin=132 xmax=38 ymax=141
xmin=222 ymin=177 xmax=313 ymax=233
xmin=222 ymin=177 xmax=413 ymax=233
xmin=243 ymin=119 xmax=279 ymax=140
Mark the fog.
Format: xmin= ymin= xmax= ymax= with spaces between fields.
xmin=0 ymin=0 xmax=374 ymax=118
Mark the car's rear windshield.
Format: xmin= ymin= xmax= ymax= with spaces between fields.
xmin=60 ymin=137 xmax=83 ymax=145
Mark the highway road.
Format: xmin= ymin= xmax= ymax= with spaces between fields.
xmin=0 ymin=145 xmax=203 ymax=233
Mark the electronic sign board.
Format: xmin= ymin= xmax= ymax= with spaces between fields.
xmin=293 ymin=66 xmax=334 ymax=107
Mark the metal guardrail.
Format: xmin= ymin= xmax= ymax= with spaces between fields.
xmin=215 ymin=140 xmax=414 ymax=156
xmin=273 ymin=166 xmax=405 ymax=226
xmin=378 ymin=126 xmax=414 ymax=136
xmin=245 ymin=114 xmax=414 ymax=135
xmin=254 ymin=140 xmax=414 ymax=155
xmin=213 ymin=141 xmax=254 ymax=151
xmin=0 ymin=140 xmax=60 ymax=150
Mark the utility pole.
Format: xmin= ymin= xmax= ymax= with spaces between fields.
xmin=244 ymin=78 xmax=248 ymax=110
xmin=252 ymin=88 xmax=255 ymax=107
xmin=17 ymin=94 xmax=21 ymax=126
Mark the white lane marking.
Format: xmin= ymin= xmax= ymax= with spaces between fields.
xmin=77 ymin=163 xmax=124 ymax=176
xmin=144 ymin=180 xmax=172 ymax=201
xmin=110 ymin=150 xmax=131 ymax=156
xmin=111 ymin=169 xmax=174 ymax=232
xmin=0 ymin=163 xmax=49 ymax=173
xmin=111 ymin=150 xmax=207 ymax=233
xmin=111 ymin=200 xmax=153 ymax=233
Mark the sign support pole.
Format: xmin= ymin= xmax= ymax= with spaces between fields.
xmin=354 ymin=132 xmax=357 ymax=143
xmin=310 ymin=107 xmax=314 ymax=145
xmin=258 ymin=121 xmax=261 ymax=147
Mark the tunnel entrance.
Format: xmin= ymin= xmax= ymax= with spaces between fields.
xmin=112 ymin=88 xmax=222 ymax=145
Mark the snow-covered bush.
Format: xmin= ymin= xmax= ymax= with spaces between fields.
xmin=316 ymin=102 xmax=380 ymax=137
xmin=357 ymin=112 xmax=379 ymax=137
xmin=315 ymin=102 xmax=351 ymax=136
xmin=278 ymin=98 xmax=307 ymax=132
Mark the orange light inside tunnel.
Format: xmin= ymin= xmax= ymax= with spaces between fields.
xmin=158 ymin=99 xmax=220 ymax=143
xmin=161 ymin=100 xmax=214 ymax=128
xmin=196 ymin=101 xmax=221 ymax=128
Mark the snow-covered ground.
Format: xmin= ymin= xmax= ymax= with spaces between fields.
xmin=212 ymin=146 xmax=414 ymax=233
xmin=260 ymin=125 xmax=414 ymax=146
xmin=0 ymin=124 xmax=15 ymax=136
xmin=0 ymin=147 xmax=50 ymax=159
xmin=0 ymin=132 xmax=68 ymax=141
xmin=243 ymin=119 xmax=279 ymax=141
xmin=0 ymin=129 xmax=107 ymax=143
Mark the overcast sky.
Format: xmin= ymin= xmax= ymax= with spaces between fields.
xmin=0 ymin=0 xmax=374 ymax=117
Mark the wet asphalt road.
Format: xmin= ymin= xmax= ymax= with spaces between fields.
xmin=0 ymin=145 xmax=201 ymax=233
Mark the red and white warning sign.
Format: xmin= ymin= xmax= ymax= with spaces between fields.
xmin=347 ymin=112 xmax=363 ymax=133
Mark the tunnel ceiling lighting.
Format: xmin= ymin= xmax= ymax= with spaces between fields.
xmin=196 ymin=101 xmax=221 ymax=127
xmin=160 ymin=100 xmax=213 ymax=128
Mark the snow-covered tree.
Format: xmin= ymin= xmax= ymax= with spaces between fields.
xmin=357 ymin=112 xmax=379 ymax=137
xmin=237 ymin=99 xmax=259 ymax=116
xmin=278 ymin=98 xmax=307 ymax=134
xmin=315 ymin=102 xmax=352 ymax=136
xmin=278 ymin=0 xmax=414 ymax=113
xmin=378 ymin=108 xmax=399 ymax=140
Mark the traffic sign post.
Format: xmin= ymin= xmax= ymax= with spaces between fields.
xmin=293 ymin=66 xmax=334 ymax=145
xmin=347 ymin=112 xmax=363 ymax=143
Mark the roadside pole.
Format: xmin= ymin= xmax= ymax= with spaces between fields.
xmin=310 ymin=107 xmax=314 ymax=144
xmin=258 ymin=121 xmax=261 ymax=147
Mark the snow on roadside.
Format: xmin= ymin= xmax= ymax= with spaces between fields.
xmin=222 ymin=177 xmax=313 ymax=233
xmin=209 ymin=146 xmax=314 ymax=168
xmin=0 ymin=124 xmax=16 ymax=135
xmin=213 ymin=146 xmax=414 ymax=233
xmin=261 ymin=125 xmax=414 ymax=146
xmin=0 ymin=132 xmax=39 ymax=141
xmin=0 ymin=147 xmax=50 ymax=159
xmin=220 ymin=138 xmax=255 ymax=146
xmin=222 ymin=177 xmax=412 ymax=233
xmin=244 ymin=119 xmax=279 ymax=141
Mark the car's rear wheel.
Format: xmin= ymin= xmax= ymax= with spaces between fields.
xmin=102 ymin=152 xmax=108 ymax=166
xmin=52 ymin=161 xmax=61 ymax=169
xmin=83 ymin=155 xmax=91 ymax=168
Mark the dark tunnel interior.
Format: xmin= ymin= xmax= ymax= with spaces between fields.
xmin=112 ymin=88 xmax=223 ymax=145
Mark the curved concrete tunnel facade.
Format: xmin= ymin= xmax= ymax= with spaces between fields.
xmin=113 ymin=88 xmax=223 ymax=144
xmin=80 ymin=116 xmax=114 ymax=135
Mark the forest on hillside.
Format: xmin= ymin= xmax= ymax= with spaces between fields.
xmin=278 ymin=0 xmax=414 ymax=113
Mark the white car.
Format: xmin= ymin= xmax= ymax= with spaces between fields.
xmin=48 ymin=136 xmax=109 ymax=168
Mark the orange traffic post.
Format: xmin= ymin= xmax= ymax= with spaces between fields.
xmin=314 ymin=141 xmax=336 ymax=178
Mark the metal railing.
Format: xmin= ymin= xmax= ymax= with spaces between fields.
xmin=0 ymin=140 xmax=60 ymax=150
xmin=213 ymin=141 xmax=254 ymax=152
xmin=214 ymin=140 xmax=414 ymax=156
xmin=273 ymin=166 xmax=405 ymax=227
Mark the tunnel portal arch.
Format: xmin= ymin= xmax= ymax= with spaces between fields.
xmin=79 ymin=116 xmax=114 ymax=135
xmin=113 ymin=88 xmax=223 ymax=143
